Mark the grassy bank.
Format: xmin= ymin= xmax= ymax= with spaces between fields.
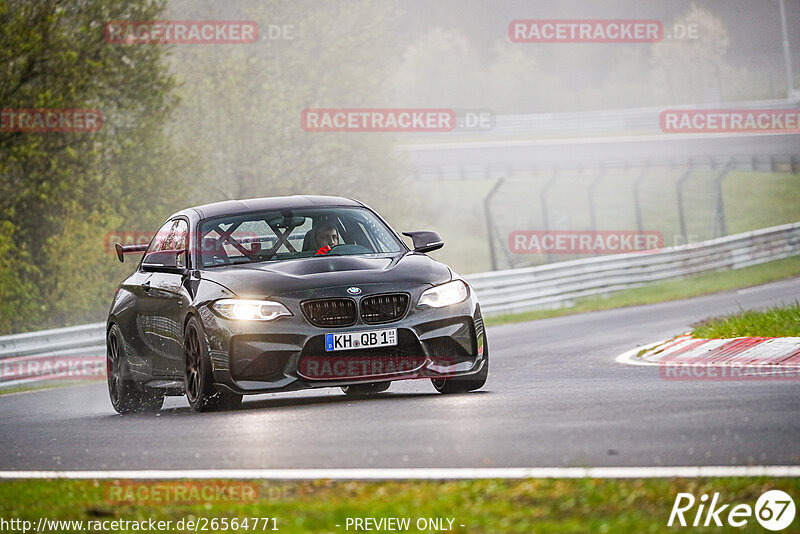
xmin=485 ymin=255 xmax=800 ymax=327
xmin=692 ymin=302 xmax=800 ymax=338
xmin=401 ymin=171 xmax=800 ymax=276
xmin=1 ymin=477 xmax=797 ymax=533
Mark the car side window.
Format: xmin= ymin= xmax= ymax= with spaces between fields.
xmin=163 ymin=219 xmax=189 ymax=251
xmin=146 ymin=219 xmax=188 ymax=255
xmin=146 ymin=220 xmax=176 ymax=255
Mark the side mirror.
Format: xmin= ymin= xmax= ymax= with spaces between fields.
xmin=142 ymin=249 xmax=187 ymax=273
xmin=402 ymin=231 xmax=444 ymax=253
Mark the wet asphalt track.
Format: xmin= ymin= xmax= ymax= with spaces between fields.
xmin=1 ymin=277 xmax=799 ymax=471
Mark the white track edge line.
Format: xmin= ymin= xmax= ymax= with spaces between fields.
xmin=614 ymin=339 xmax=672 ymax=366
xmin=1 ymin=467 xmax=800 ymax=479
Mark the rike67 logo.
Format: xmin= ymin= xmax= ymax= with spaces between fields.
xmin=669 ymin=490 xmax=795 ymax=531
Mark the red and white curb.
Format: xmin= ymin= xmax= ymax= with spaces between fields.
xmin=616 ymin=334 xmax=800 ymax=379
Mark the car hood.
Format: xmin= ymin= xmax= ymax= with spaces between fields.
xmin=199 ymin=253 xmax=452 ymax=297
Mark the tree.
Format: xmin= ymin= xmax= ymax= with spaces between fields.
xmin=391 ymin=27 xmax=486 ymax=110
xmin=166 ymin=0 xmax=405 ymax=215
xmin=650 ymin=3 xmax=733 ymax=104
xmin=0 ymin=0 xmax=186 ymax=332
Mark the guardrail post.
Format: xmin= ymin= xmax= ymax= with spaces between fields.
xmin=676 ymin=161 xmax=693 ymax=244
xmin=540 ymin=166 xmax=558 ymax=233
xmin=587 ymin=165 xmax=606 ymax=233
xmin=711 ymin=159 xmax=733 ymax=238
xmin=633 ymin=163 xmax=650 ymax=233
xmin=540 ymin=166 xmax=560 ymax=263
xmin=484 ymin=176 xmax=506 ymax=271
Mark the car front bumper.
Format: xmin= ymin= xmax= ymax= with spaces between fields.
xmin=198 ymin=281 xmax=487 ymax=395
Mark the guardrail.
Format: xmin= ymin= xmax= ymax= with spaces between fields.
xmin=407 ymin=97 xmax=800 ymax=140
xmin=0 ymin=323 xmax=105 ymax=359
xmin=486 ymin=97 xmax=799 ymax=137
xmin=464 ymin=222 xmax=800 ymax=315
xmin=1 ymin=222 xmax=798 ymax=387
xmin=0 ymin=323 xmax=106 ymax=389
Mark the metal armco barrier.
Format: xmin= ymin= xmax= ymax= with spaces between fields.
xmin=0 ymin=323 xmax=106 ymax=389
xmin=409 ymin=97 xmax=799 ymax=141
xmin=0 ymin=322 xmax=105 ymax=359
xmin=464 ymin=222 xmax=800 ymax=315
xmin=0 ymin=222 xmax=798 ymax=387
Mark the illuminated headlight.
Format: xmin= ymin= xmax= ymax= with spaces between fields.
xmin=212 ymin=299 xmax=292 ymax=321
xmin=418 ymin=280 xmax=469 ymax=308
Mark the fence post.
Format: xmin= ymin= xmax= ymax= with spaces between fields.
xmin=484 ymin=176 xmax=506 ymax=271
xmin=676 ymin=161 xmax=693 ymax=244
xmin=540 ymin=166 xmax=560 ymax=263
xmin=587 ymin=165 xmax=606 ymax=233
xmin=712 ymin=159 xmax=733 ymax=238
xmin=633 ymin=163 xmax=650 ymax=233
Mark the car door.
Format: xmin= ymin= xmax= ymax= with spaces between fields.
xmin=115 ymin=269 xmax=155 ymax=380
xmin=140 ymin=218 xmax=192 ymax=378
xmin=117 ymin=219 xmax=176 ymax=379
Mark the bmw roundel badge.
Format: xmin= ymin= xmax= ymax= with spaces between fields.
xmin=347 ymin=287 xmax=362 ymax=295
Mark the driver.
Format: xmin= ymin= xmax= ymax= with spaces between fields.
xmin=314 ymin=221 xmax=340 ymax=255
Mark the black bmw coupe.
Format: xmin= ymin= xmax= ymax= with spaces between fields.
xmin=107 ymin=196 xmax=488 ymax=413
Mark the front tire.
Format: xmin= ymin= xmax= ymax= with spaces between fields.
xmin=341 ymin=382 xmax=391 ymax=396
xmin=184 ymin=317 xmax=243 ymax=412
xmin=107 ymin=324 xmax=164 ymax=414
xmin=431 ymin=340 xmax=489 ymax=394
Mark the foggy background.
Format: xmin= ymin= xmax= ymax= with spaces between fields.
xmin=1 ymin=0 xmax=798 ymax=332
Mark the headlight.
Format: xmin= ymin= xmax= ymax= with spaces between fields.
xmin=418 ymin=280 xmax=469 ymax=308
xmin=212 ymin=299 xmax=292 ymax=321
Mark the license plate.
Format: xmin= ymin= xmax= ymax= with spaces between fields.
xmin=325 ymin=328 xmax=397 ymax=351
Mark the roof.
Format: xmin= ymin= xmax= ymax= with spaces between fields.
xmin=170 ymin=195 xmax=364 ymax=220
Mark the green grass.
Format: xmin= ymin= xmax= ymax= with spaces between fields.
xmin=724 ymin=171 xmax=800 ymax=234
xmin=1 ymin=478 xmax=798 ymax=533
xmin=394 ymin=171 xmax=799 ymax=276
xmin=485 ymin=255 xmax=800 ymax=327
xmin=692 ymin=302 xmax=800 ymax=339
xmin=397 ymin=178 xmax=497 ymax=275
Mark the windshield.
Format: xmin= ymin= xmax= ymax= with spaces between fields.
xmin=198 ymin=206 xmax=405 ymax=267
